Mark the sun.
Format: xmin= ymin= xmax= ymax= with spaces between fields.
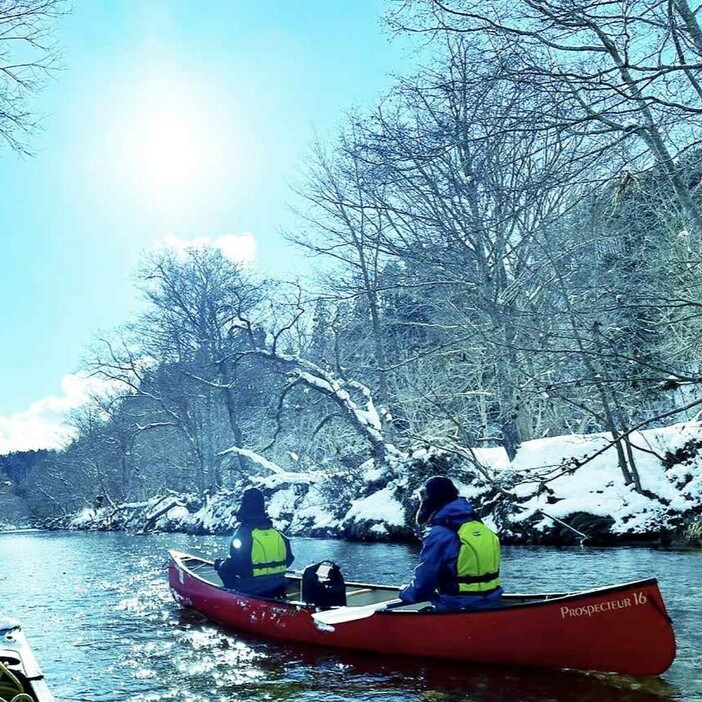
xmin=103 ymin=77 xmax=240 ymax=206
xmin=130 ymin=109 xmax=206 ymax=190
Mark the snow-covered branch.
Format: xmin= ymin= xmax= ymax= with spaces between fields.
xmin=235 ymin=342 xmax=392 ymax=462
xmin=219 ymin=446 xmax=321 ymax=485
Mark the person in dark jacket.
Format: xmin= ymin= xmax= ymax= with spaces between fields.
xmin=214 ymin=487 xmax=294 ymax=597
xmin=399 ymin=476 xmax=502 ymax=611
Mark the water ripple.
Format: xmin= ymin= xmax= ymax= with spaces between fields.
xmin=0 ymin=532 xmax=698 ymax=701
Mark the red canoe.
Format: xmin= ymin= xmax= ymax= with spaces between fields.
xmin=168 ymin=550 xmax=676 ymax=676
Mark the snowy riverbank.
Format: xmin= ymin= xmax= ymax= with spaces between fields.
xmin=25 ymin=421 xmax=702 ymax=547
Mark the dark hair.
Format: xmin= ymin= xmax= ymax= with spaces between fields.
xmin=416 ymin=476 xmax=459 ymax=525
xmin=237 ymin=487 xmax=267 ymax=522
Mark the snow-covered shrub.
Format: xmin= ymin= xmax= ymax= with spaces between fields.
xmin=684 ymin=518 xmax=702 ymax=546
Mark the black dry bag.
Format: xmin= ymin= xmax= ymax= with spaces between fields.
xmin=301 ymin=560 xmax=347 ymax=609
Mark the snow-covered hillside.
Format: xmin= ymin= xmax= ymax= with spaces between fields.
xmin=56 ymin=421 xmax=702 ymax=546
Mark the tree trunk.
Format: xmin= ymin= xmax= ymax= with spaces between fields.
xmin=223 ymin=386 xmax=247 ymax=477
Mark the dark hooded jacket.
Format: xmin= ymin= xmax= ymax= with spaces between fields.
xmin=399 ymin=497 xmax=502 ymax=611
xmin=216 ymin=490 xmax=294 ymax=596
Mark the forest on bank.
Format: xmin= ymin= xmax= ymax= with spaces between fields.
xmin=4 ymin=0 xmax=702 ymax=530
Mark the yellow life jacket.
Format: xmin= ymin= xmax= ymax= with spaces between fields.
xmin=455 ymin=520 xmax=501 ymax=594
xmin=250 ymin=528 xmax=288 ymax=578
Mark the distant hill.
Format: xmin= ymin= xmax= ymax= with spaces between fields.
xmin=0 ymin=449 xmax=54 ymax=485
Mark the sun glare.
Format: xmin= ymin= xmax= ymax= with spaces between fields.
xmin=101 ymin=76 xmax=243 ymax=208
xmin=132 ymin=110 xmax=206 ymax=189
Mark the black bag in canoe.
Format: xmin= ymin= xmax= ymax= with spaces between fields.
xmin=301 ymin=561 xmax=347 ymax=609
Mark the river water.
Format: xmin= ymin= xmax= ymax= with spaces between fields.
xmin=0 ymin=531 xmax=699 ymax=702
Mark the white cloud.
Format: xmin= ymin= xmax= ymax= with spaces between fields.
xmin=214 ymin=233 xmax=257 ymax=265
xmin=0 ymin=374 xmax=110 ymax=455
xmin=160 ymin=232 xmax=257 ymax=266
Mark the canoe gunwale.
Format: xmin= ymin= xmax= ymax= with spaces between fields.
xmin=0 ymin=622 xmax=55 ymax=702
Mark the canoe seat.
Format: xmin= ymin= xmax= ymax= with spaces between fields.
xmin=346 ymin=588 xmax=373 ymax=598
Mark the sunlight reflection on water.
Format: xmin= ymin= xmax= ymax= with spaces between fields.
xmin=0 ymin=531 xmax=699 ymax=701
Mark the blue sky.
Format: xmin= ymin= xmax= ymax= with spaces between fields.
xmin=0 ymin=1 xmax=412 ymax=451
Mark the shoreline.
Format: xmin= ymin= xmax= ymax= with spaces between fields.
xmin=3 ymin=523 xmax=699 ymax=551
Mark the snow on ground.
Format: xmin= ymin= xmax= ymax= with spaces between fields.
xmin=490 ymin=422 xmax=702 ymax=536
xmin=471 ymin=446 xmax=511 ymax=473
xmin=362 ymin=459 xmax=390 ymax=483
xmin=266 ymin=488 xmax=296 ymax=523
xmin=344 ymin=487 xmax=405 ymax=527
xmin=161 ymin=504 xmax=190 ymax=525
xmin=288 ymin=482 xmax=343 ymax=532
xmin=71 ymin=507 xmax=97 ymax=526
xmin=54 ymin=420 xmax=701 ymax=543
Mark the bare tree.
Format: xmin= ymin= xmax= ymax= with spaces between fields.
xmin=289 ymin=133 xmax=394 ymax=418
xmin=88 ymin=248 xmax=272 ymax=491
xmin=390 ymin=0 xmax=702 ymax=231
xmin=0 ymin=0 xmax=64 ymax=154
xmin=336 ymin=40 xmax=590 ymax=458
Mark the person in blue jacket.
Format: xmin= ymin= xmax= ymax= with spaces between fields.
xmin=399 ymin=476 xmax=503 ymax=611
xmin=214 ymin=487 xmax=294 ymax=597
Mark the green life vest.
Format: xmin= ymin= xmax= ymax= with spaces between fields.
xmin=455 ymin=520 xmax=501 ymax=594
xmin=250 ymin=528 xmax=288 ymax=578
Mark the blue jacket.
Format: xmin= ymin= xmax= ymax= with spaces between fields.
xmin=399 ymin=497 xmax=503 ymax=611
